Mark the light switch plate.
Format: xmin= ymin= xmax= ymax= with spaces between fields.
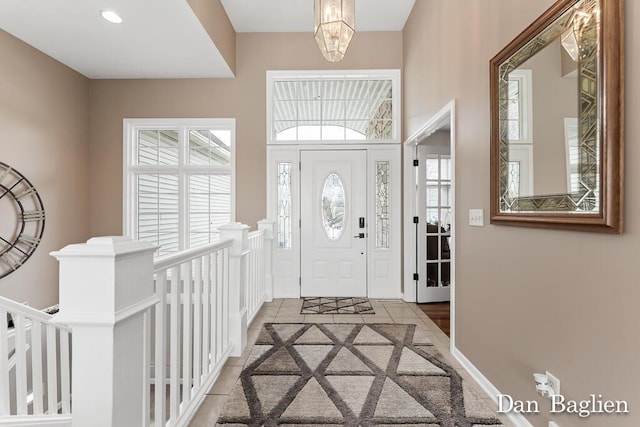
xmin=469 ymin=209 xmax=484 ymax=227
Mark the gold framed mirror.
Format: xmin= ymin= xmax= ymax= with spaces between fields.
xmin=490 ymin=0 xmax=624 ymax=233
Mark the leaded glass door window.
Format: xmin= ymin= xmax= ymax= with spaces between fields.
xmin=277 ymin=162 xmax=292 ymax=249
xmin=375 ymin=161 xmax=390 ymax=249
xmin=321 ymin=173 xmax=346 ymax=240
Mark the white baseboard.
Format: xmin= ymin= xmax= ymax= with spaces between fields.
xmin=274 ymin=291 xmax=300 ymax=299
xmin=401 ymin=290 xmax=416 ymax=303
xmin=452 ymin=346 xmax=533 ymax=427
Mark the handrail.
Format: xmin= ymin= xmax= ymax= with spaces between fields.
xmin=0 ymin=297 xmax=68 ymax=331
xmin=248 ymin=230 xmax=264 ymax=238
xmin=153 ymin=238 xmax=233 ymax=272
xmin=0 ymin=296 xmax=72 ymax=419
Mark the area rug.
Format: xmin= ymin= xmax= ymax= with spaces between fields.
xmin=300 ymin=297 xmax=375 ymax=314
xmin=216 ymin=323 xmax=503 ymax=426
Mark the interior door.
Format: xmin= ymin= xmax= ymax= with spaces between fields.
xmin=417 ymin=145 xmax=452 ymax=303
xmin=301 ymin=150 xmax=367 ymax=297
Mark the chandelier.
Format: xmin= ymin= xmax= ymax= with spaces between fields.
xmin=561 ymin=9 xmax=593 ymax=62
xmin=314 ymin=0 xmax=355 ymax=63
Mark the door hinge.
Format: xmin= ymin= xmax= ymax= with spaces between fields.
xmin=299 ymin=276 xmax=301 ymax=287
xmin=413 ymin=273 xmax=419 ymax=281
xmin=413 ymin=159 xmax=419 ymax=167
xmin=299 ymin=161 xmax=301 ymax=171
xmin=413 ymin=216 xmax=419 ymax=224
xmin=299 ymin=219 xmax=301 ymax=228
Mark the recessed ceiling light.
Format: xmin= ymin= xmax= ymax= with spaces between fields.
xmin=100 ymin=10 xmax=123 ymax=24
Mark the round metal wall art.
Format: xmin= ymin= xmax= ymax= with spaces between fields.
xmin=0 ymin=162 xmax=45 ymax=279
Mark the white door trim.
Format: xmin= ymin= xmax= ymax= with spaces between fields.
xmin=268 ymin=143 xmax=401 ymax=300
xmin=403 ymin=100 xmax=456 ymax=351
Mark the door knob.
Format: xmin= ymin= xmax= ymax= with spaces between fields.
xmin=353 ymin=233 xmax=365 ymax=238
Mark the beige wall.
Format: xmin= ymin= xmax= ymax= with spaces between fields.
xmin=0 ymin=31 xmax=90 ymax=308
xmin=187 ymin=0 xmax=236 ymax=74
xmin=404 ymin=1 xmax=638 ymax=426
xmin=89 ymin=31 xmax=403 ymax=235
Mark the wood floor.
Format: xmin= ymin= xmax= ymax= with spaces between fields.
xmin=418 ymin=302 xmax=450 ymax=337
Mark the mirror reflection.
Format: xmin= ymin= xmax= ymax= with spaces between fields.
xmin=497 ymin=0 xmax=599 ymax=213
xmin=508 ymin=38 xmax=578 ymax=198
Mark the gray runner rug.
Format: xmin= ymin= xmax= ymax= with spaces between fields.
xmin=216 ymin=323 xmax=503 ymax=426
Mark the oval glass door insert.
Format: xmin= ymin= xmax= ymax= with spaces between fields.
xmin=322 ymin=173 xmax=346 ymax=240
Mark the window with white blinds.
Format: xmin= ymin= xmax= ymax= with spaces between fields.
xmin=124 ymin=119 xmax=235 ymax=257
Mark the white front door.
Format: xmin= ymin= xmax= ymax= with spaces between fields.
xmin=300 ymin=150 xmax=367 ymax=297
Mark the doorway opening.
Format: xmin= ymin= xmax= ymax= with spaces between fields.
xmin=403 ymin=100 xmax=455 ymax=342
xmin=417 ymin=135 xmax=451 ymax=302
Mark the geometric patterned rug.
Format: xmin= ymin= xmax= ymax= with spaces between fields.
xmin=300 ymin=297 xmax=375 ymax=314
xmin=216 ymin=323 xmax=503 ymax=426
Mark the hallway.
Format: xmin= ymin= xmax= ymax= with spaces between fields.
xmin=188 ymin=299 xmax=512 ymax=426
xmin=419 ymin=302 xmax=451 ymax=336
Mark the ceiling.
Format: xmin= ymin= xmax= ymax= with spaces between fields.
xmin=0 ymin=0 xmax=415 ymax=79
xmin=220 ymin=0 xmax=416 ymax=33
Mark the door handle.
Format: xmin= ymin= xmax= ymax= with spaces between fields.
xmin=353 ymin=233 xmax=365 ymax=239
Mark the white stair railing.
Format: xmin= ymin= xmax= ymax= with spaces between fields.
xmin=146 ymin=220 xmax=273 ymax=426
xmin=246 ymin=230 xmax=265 ymax=323
xmin=148 ymin=239 xmax=233 ymax=426
xmin=23 ymin=218 xmax=276 ymax=427
xmin=0 ymin=297 xmax=71 ymax=426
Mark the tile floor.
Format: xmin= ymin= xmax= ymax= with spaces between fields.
xmin=187 ymin=298 xmax=514 ymax=426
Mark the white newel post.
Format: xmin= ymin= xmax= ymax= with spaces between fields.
xmin=220 ymin=223 xmax=249 ymax=357
xmin=50 ymin=237 xmax=157 ymax=427
xmin=257 ymin=219 xmax=275 ymax=302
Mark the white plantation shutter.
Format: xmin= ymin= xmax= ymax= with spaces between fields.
xmin=125 ymin=120 xmax=235 ymax=256
xmin=188 ymin=174 xmax=231 ymax=247
xmin=137 ymin=174 xmax=180 ymax=256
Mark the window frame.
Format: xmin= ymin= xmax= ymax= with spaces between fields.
xmin=507 ymin=69 xmax=533 ymax=144
xmin=123 ymin=118 xmax=236 ymax=254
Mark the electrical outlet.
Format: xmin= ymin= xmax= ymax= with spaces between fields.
xmin=549 ymin=421 xmax=559 ymax=427
xmin=469 ymin=209 xmax=484 ymax=227
xmin=546 ymin=371 xmax=560 ymax=396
